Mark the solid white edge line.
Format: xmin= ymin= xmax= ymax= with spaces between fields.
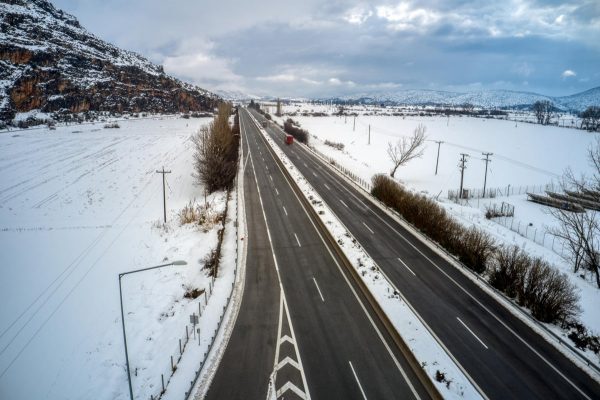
xmin=456 ymin=317 xmax=488 ymax=350
xmin=349 ymin=361 xmax=368 ymax=400
xmin=397 ymin=258 xmax=416 ymax=277
xmin=312 ymin=277 xmax=325 ymax=302
xmin=248 ymin=109 xmax=421 ymax=400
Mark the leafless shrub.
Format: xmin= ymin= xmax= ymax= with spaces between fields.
xmin=490 ymin=245 xmax=580 ymax=323
xmin=183 ymin=285 xmax=204 ymax=299
xmin=455 ymin=227 xmax=496 ymax=274
xmin=324 ymin=140 xmax=345 ymax=151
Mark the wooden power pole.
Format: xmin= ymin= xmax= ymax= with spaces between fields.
xmin=482 ymin=152 xmax=493 ymax=196
xmin=434 ymin=140 xmax=443 ymax=175
xmin=458 ymin=154 xmax=468 ymax=199
xmin=156 ymin=166 xmax=171 ymax=223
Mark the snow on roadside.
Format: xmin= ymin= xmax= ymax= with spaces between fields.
xmin=247 ymin=112 xmax=481 ymax=399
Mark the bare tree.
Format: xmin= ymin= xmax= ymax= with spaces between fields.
xmin=387 ymin=124 xmax=427 ymax=178
xmin=548 ymin=138 xmax=600 ymax=287
xmin=580 ymin=105 xmax=600 ymax=132
xmin=532 ymin=100 xmax=553 ymax=125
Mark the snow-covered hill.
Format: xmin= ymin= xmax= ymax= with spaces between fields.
xmin=326 ymin=87 xmax=599 ymax=112
xmin=0 ymin=0 xmax=219 ymax=121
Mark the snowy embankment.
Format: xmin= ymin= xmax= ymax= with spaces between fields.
xmin=0 ymin=116 xmax=238 ymax=400
xmin=247 ymin=112 xmax=481 ymax=399
xmin=270 ymin=106 xmax=600 ymax=369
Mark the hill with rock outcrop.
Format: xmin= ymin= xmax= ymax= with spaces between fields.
xmin=0 ymin=0 xmax=218 ymax=122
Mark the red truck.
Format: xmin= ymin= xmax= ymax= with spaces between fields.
xmin=285 ymin=134 xmax=294 ymax=145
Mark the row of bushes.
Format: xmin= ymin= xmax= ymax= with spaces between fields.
xmin=324 ymin=140 xmax=344 ymax=151
xmin=283 ymin=118 xmax=309 ymax=144
xmin=192 ymin=103 xmax=239 ymax=193
xmin=371 ymin=174 xmax=580 ymax=324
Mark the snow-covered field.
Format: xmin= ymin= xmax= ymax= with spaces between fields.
xmin=271 ymin=104 xmax=600 ymax=348
xmin=0 ymin=116 xmax=234 ymax=399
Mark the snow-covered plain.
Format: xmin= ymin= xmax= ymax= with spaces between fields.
xmin=0 ymin=116 xmax=234 ymax=399
xmin=271 ymin=103 xmax=600 ymax=358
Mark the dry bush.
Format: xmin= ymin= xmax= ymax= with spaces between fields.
xmin=454 ymin=227 xmax=496 ymax=273
xmin=563 ymin=320 xmax=600 ymax=354
xmin=183 ymin=285 xmax=204 ymax=299
xmin=178 ymin=201 xmax=199 ymax=225
xmin=324 ymin=140 xmax=345 ymax=151
xmin=202 ymin=248 xmax=219 ymax=277
xmin=284 ymin=118 xmax=310 ymax=144
xmin=371 ymin=174 xmax=580 ymax=323
xmin=523 ymin=259 xmax=580 ymax=323
xmin=490 ymin=245 xmax=580 ymax=323
xmin=488 ymin=245 xmax=530 ymax=298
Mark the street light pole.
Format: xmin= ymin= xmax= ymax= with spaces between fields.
xmin=119 ymin=273 xmax=134 ymax=400
xmin=118 ymin=260 xmax=187 ymax=400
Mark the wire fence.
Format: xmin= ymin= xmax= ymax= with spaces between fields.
xmin=493 ymin=215 xmax=568 ymax=259
xmin=448 ymin=182 xmax=557 ymax=201
xmin=147 ymin=149 xmax=242 ymax=400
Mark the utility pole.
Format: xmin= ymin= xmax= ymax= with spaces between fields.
xmin=458 ymin=153 xmax=468 ymax=199
xmin=434 ymin=140 xmax=443 ymax=175
xmin=156 ymin=166 xmax=171 ymax=223
xmin=368 ymin=124 xmax=371 ymax=145
xmin=482 ymin=152 xmax=493 ymax=196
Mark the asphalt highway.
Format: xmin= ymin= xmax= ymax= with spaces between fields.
xmin=207 ymin=109 xmax=431 ymax=400
xmin=251 ymin=107 xmax=600 ymax=400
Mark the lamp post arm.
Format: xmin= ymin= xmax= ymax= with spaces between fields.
xmin=119 ymin=262 xmax=176 ymax=278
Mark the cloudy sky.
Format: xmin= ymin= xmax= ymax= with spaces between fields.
xmin=53 ymin=0 xmax=600 ymax=97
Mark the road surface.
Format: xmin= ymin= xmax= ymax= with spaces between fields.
xmin=251 ymin=107 xmax=600 ymax=400
xmin=206 ymin=109 xmax=431 ymax=399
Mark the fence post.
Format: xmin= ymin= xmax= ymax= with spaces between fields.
xmin=171 ymin=355 xmax=174 ymax=372
xmin=161 ymin=374 xmax=165 ymax=394
xmin=179 ymin=339 xmax=182 ymax=355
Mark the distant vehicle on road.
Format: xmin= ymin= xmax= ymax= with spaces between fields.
xmin=286 ymin=134 xmax=294 ymax=145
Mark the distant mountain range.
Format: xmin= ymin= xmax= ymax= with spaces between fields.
xmin=322 ymin=87 xmax=600 ymax=112
xmin=0 ymin=0 xmax=218 ymax=121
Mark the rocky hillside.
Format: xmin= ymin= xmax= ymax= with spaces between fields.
xmin=0 ymin=0 xmax=219 ymax=122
